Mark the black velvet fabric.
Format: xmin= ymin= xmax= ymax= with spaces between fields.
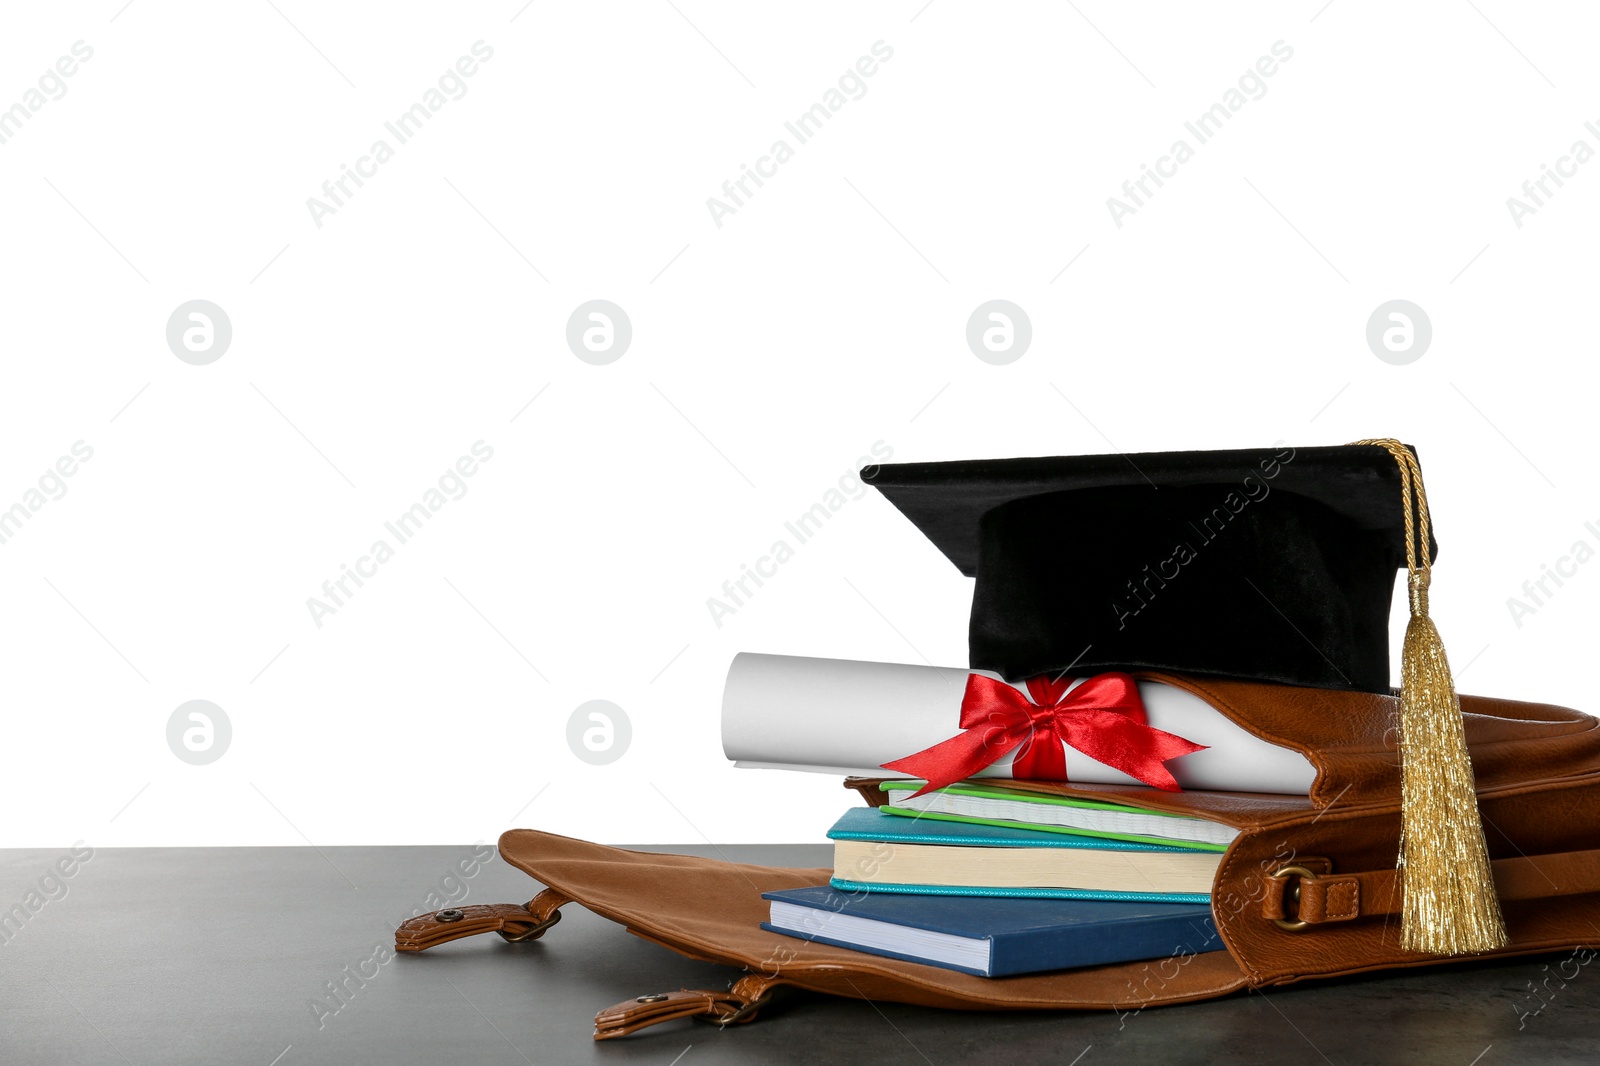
xmin=863 ymin=444 xmax=1434 ymax=694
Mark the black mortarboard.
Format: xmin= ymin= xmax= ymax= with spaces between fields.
xmin=862 ymin=443 xmax=1437 ymax=695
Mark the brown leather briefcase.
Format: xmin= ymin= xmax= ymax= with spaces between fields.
xmin=394 ymin=672 xmax=1600 ymax=1039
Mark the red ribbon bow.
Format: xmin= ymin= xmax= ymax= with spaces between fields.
xmin=881 ymin=672 xmax=1207 ymax=798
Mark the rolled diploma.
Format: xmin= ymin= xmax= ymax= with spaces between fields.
xmin=722 ymin=652 xmax=1316 ymax=795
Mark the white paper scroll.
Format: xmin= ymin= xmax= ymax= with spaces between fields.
xmin=721 ymin=652 xmax=1316 ymax=795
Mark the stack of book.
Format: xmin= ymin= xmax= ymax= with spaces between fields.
xmin=759 ymin=781 xmax=1230 ymax=977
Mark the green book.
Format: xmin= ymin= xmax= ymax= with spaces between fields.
xmin=879 ymin=781 xmax=1235 ymax=851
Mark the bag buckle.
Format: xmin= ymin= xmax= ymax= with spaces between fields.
xmin=708 ymin=989 xmax=772 ymax=1028
xmin=1270 ymin=864 xmax=1319 ymax=931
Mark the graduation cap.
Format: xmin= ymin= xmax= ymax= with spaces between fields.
xmin=864 ymin=439 xmax=1507 ymax=956
xmin=862 ymin=442 xmax=1434 ymax=694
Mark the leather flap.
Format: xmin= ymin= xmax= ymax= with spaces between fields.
xmin=494 ymin=828 xmax=1249 ymax=1012
xmin=1144 ymin=672 xmax=1600 ymax=809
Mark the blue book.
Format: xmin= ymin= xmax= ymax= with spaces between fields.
xmin=762 ymin=884 xmax=1221 ymax=977
xmin=827 ymin=807 xmax=1217 ymax=903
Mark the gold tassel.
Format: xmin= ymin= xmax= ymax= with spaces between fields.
xmin=1352 ymin=439 xmax=1506 ymax=954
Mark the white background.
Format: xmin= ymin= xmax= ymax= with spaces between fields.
xmin=2 ymin=2 xmax=1596 ymax=847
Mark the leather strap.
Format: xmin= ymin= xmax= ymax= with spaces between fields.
xmin=593 ymin=975 xmax=777 ymax=1040
xmin=394 ymin=888 xmax=778 ymax=1039
xmin=1265 ymin=848 xmax=1600 ymax=926
xmin=395 ymin=888 xmax=570 ymax=952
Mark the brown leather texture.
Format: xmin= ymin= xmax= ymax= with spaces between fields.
xmin=490 ymin=827 xmax=1252 ymax=1012
xmin=1145 ymin=671 xmax=1600 ymax=809
xmin=397 ymin=672 xmax=1600 ymax=1030
xmin=592 ymin=975 xmax=777 ymax=1039
xmin=1260 ymin=847 xmax=1600 ymax=926
xmin=1216 ymin=772 xmax=1600 ymax=985
xmin=395 ymin=889 xmax=569 ymax=952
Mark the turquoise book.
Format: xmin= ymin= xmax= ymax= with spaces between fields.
xmin=828 ymin=807 xmax=1217 ymax=902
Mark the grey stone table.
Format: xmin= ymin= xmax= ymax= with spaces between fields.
xmin=2 ymin=845 xmax=1595 ymax=1065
